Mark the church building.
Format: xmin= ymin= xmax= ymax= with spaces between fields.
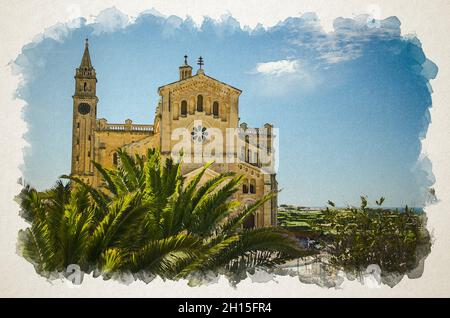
xmin=70 ymin=39 xmax=278 ymax=228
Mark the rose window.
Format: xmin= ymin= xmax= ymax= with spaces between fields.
xmin=191 ymin=125 xmax=209 ymax=143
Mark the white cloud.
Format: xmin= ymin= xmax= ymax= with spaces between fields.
xmin=92 ymin=7 xmax=130 ymax=35
xmin=255 ymin=59 xmax=300 ymax=76
xmin=251 ymin=59 xmax=319 ymax=96
xmin=285 ymin=14 xmax=402 ymax=67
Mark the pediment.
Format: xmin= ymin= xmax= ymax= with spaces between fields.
xmin=158 ymin=73 xmax=241 ymax=98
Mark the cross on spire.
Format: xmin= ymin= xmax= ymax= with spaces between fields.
xmin=197 ymin=56 xmax=204 ymax=69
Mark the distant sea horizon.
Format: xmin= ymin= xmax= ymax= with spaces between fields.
xmin=279 ymin=204 xmax=425 ymax=213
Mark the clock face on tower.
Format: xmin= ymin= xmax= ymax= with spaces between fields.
xmin=78 ymin=103 xmax=91 ymax=115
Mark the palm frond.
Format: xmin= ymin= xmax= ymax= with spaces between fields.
xmin=219 ymin=227 xmax=315 ymax=271
xmin=57 ymin=187 xmax=94 ymax=267
xmin=18 ymin=221 xmax=57 ymax=273
xmin=128 ymin=234 xmax=202 ymax=278
xmin=61 ymin=174 xmax=109 ymax=212
xmin=219 ymin=192 xmax=274 ymax=235
xmin=176 ymin=235 xmax=240 ymax=278
xmin=99 ymin=248 xmax=125 ymax=275
xmin=87 ymin=192 xmax=148 ymax=261
xmin=92 ymin=161 xmax=119 ymax=195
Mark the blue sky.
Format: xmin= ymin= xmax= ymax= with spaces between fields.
xmin=14 ymin=8 xmax=437 ymax=207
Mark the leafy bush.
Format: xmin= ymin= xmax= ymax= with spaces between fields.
xmin=279 ymin=197 xmax=431 ymax=276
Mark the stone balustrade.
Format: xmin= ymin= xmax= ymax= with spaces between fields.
xmin=97 ymin=118 xmax=153 ymax=133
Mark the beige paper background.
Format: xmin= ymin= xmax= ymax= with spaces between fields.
xmin=0 ymin=0 xmax=449 ymax=297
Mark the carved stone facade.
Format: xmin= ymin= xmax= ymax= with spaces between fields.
xmin=71 ymin=40 xmax=277 ymax=227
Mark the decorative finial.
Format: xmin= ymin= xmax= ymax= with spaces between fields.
xmin=85 ymin=38 xmax=89 ymax=47
xmin=197 ymin=56 xmax=204 ymax=69
xmin=184 ymin=55 xmax=188 ymax=65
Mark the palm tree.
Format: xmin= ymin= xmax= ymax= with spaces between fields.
xmin=18 ymin=148 xmax=313 ymax=282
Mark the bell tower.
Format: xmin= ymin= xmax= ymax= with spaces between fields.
xmin=179 ymin=55 xmax=192 ymax=80
xmin=71 ymin=39 xmax=98 ymax=183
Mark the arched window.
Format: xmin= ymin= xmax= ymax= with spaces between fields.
xmin=83 ymin=82 xmax=87 ymax=91
xmin=181 ymin=100 xmax=187 ymax=116
xmin=213 ymin=101 xmax=219 ymax=117
xmin=113 ymin=152 xmax=118 ymax=166
xmin=197 ymin=95 xmax=204 ymax=112
xmin=250 ymin=179 xmax=256 ymax=194
xmin=242 ymin=179 xmax=249 ymax=194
